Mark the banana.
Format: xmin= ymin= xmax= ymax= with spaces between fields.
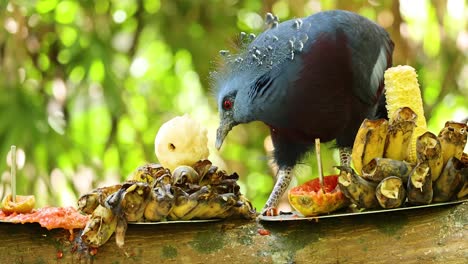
xmin=81 ymin=205 xmax=118 ymax=247
xmin=416 ymin=131 xmax=444 ymax=181
xmin=383 ymin=107 xmax=417 ymax=161
xmin=438 ymin=121 xmax=467 ymax=167
xmin=177 ymin=191 xmax=216 ymax=220
xmin=457 ymin=168 xmax=468 ymax=199
xmin=78 ymin=160 xmax=255 ymax=249
xmin=114 ymin=216 xmax=127 ymax=248
xmin=375 ymin=176 xmax=406 ymax=209
xmin=433 ymin=157 xmax=464 ymax=202
xmin=144 ymin=185 xmax=175 ymax=221
xmin=351 ymin=118 xmax=388 ymax=175
xmin=361 ymin=158 xmax=413 ymax=183
xmin=105 ymin=182 xmax=152 ymax=222
xmin=407 ymin=162 xmax=433 ymax=205
xmin=172 ymin=165 xmax=200 ymax=185
xmin=458 ymin=153 xmax=468 ymax=199
xmin=461 ymin=152 xmax=468 ymax=164
xmin=186 ymin=193 xmax=237 ymax=220
xmin=202 ymin=194 xmax=237 ymax=219
xmin=121 ymin=182 xmax=151 ymax=222
xmin=336 ymin=166 xmax=379 ymax=209
xmin=168 ymin=186 xmax=210 ymax=220
xmin=130 ymin=163 xmax=169 ymax=185
xmin=77 ymin=184 xmax=122 ymax=214
xmin=77 ymin=193 xmax=99 ymax=214
xmin=218 ymin=195 xmax=256 ymax=219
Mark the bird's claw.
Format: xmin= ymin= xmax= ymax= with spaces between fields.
xmin=261 ymin=206 xmax=278 ymax=216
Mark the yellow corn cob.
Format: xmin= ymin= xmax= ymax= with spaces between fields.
xmin=384 ymin=65 xmax=427 ymax=163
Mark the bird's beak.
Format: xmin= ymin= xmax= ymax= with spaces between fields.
xmin=215 ymin=120 xmax=235 ymax=150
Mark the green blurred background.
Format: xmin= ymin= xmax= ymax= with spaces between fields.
xmin=0 ymin=0 xmax=467 ymax=210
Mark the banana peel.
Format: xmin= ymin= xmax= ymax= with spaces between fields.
xmin=1 ymin=194 xmax=35 ymax=214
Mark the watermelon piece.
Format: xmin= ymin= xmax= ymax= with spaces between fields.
xmin=288 ymin=175 xmax=349 ymax=216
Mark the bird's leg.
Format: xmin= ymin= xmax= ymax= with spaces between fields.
xmin=262 ymin=167 xmax=293 ymax=216
xmin=339 ymin=147 xmax=352 ymax=167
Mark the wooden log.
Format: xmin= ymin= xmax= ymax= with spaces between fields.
xmin=0 ymin=201 xmax=466 ymax=263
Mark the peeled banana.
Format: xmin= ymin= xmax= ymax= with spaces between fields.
xmin=416 ymin=132 xmax=444 ymax=181
xmin=218 ymin=195 xmax=256 ymax=219
xmin=351 ymin=118 xmax=388 ymax=175
xmin=383 ymin=107 xmax=417 ymax=161
xmin=172 ymin=165 xmax=201 ymax=185
xmin=117 ymin=182 xmax=151 ymax=222
xmin=181 ymin=193 xmax=237 ymax=220
xmin=114 ymin=215 xmax=127 ymax=248
xmin=168 ymin=186 xmax=210 ymax=220
xmin=130 ymin=163 xmax=169 ymax=185
xmin=81 ymin=205 xmax=118 ymax=247
xmin=407 ymin=162 xmax=433 ymax=205
xmin=433 ymin=157 xmax=464 ymax=202
xmin=375 ymin=176 xmax=406 ymax=209
xmin=438 ymin=121 xmax=467 ymax=167
xmin=384 ymin=65 xmax=427 ymax=163
xmin=78 ymin=160 xmax=256 ymax=249
xmin=77 ymin=184 xmax=122 ymax=214
xmin=457 ymin=168 xmax=468 ymax=199
xmin=336 ymin=166 xmax=379 ymax=209
xmin=144 ymin=184 xmax=175 ymax=221
xmin=361 ymin=158 xmax=413 ymax=183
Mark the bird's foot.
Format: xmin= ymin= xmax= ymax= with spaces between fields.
xmin=262 ymin=167 xmax=293 ymax=217
xmin=339 ymin=147 xmax=352 ymax=167
xmin=261 ymin=206 xmax=278 ymax=216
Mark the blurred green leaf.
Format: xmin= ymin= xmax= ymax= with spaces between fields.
xmin=54 ymin=0 xmax=79 ymax=24
xmin=88 ymin=59 xmax=106 ymax=83
xmin=36 ymin=0 xmax=59 ymax=14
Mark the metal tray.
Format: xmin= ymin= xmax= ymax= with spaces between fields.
xmin=128 ymin=219 xmax=221 ymax=225
xmin=259 ymin=199 xmax=467 ymax=222
xmin=0 ymin=217 xmax=221 ymax=225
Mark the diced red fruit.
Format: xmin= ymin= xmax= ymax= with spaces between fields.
xmin=288 ymin=175 xmax=349 ymax=216
xmin=89 ymin=247 xmax=98 ymax=256
xmin=258 ymin=229 xmax=271 ymax=236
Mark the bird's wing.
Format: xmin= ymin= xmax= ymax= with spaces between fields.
xmin=344 ymin=16 xmax=394 ymax=105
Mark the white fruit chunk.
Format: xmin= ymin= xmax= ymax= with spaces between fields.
xmin=154 ymin=114 xmax=209 ymax=171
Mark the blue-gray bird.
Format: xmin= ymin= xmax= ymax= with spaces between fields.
xmin=213 ymin=10 xmax=394 ymax=215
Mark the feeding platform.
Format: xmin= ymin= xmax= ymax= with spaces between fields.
xmin=0 ymin=200 xmax=466 ymax=263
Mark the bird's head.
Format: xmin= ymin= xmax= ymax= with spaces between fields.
xmin=215 ymin=91 xmax=236 ymax=150
xmin=214 ymin=13 xmax=316 ymax=150
xmin=214 ymin=74 xmax=255 ymax=150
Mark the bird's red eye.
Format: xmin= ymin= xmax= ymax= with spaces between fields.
xmin=223 ymin=99 xmax=233 ymax=110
